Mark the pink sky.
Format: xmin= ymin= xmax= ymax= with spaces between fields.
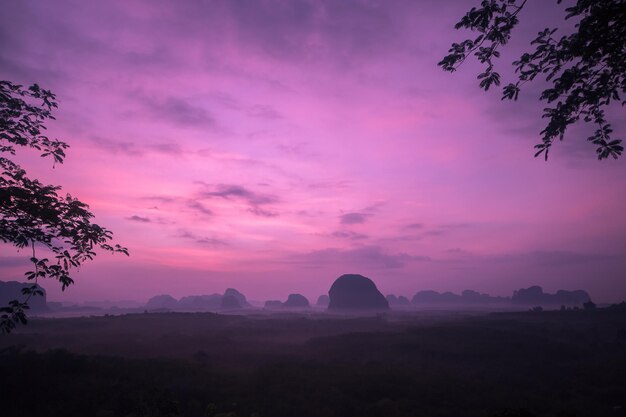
xmin=1 ymin=0 xmax=625 ymax=304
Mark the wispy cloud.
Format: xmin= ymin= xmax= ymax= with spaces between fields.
xmin=489 ymin=250 xmax=620 ymax=267
xmin=126 ymin=215 xmax=171 ymax=225
xmin=91 ymin=137 xmax=143 ymax=156
xmin=177 ymin=230 xmax=228 ymax=247
xmin=147 ymin=143 xmax=184 ymax=155
xmin=138 ymin=95 xmax=216 ymax=128
xmin=198 ymin=183 xmax=280 ymax=217
xmin=199 ymin=184 xmax=278 ymax=205
xmin=90 ymin=137 xmax=185 ymax=157
xmin=186 ymin=201 xmax=214 ymax=217
xmin=127 ymin=215 xmax=151 ymax=223
xmin=339 ymin=212 xmax=368 ymax=225
xmin=331 ymin=230 xmax=368 ymax=240
xmin=290 ymin=245 xmax=429 ymax=269
xmin=142 ymin=195 xmax=214 ymax=218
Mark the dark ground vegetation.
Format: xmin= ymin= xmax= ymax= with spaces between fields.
xmin=1 ymin=308 xmax=626 ymax=417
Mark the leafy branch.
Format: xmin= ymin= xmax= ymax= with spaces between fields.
xmin=439 ymin=0 xmax=625 ymax=160
xmin=0 ymin=81 xmax=128 ymax=333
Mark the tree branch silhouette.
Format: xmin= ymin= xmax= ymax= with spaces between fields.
xmin=439 ymin=0 xmax=624 ymax=160
xmin=0 ymin=80 xmax=128 ymax=333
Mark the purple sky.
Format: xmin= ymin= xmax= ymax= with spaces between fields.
xmin=1 ymin=0 xmax=625 ymax=304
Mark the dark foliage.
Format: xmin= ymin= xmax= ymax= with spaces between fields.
xmin=2 ymin=309 xmax=626 ymax=416
xmin=0 ymin=80 xmax=127 ymax=333
xmin=439 ymin=0 xmax=625 ymax=160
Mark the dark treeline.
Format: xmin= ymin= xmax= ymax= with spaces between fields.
xmin=2 ymin=306 xmax=626 ymax=417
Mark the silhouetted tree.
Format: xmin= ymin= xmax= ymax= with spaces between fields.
xmin=0 ymin=80 xmax=127 ymax=332
xmin=439 ymin=0 xmax=625 ymax=160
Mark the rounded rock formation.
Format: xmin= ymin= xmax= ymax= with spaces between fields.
xmin=0 ymin=281 xmax=48 ymax=312
xmin=283 ymin=293 xmax=310 ymax=308
xmin=328 ymin=274 xmax=389 ymax=310
xmin=316 ymin=294 xmax=330 ymax=307
xmin=178 ymin=294 xmax=222 ymax=311
xmin=146 ymin=294 xmax=178 ymax=311
xmin=223 ymin=288 xmax=250 ymax=307
xmin=220 ymin=294 xmax=242 ymax=310
xmin=386 ymin=294 xmax=410 ymax=306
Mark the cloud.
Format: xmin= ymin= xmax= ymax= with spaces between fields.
xmin=423 ymin=230 xmax=444 ymax=236
xmin=380 ymin=234 xmax=423 ymax=242
xmin=138 ymin=95 xmax=215 ymax=128
xmin=143 ymin=196 xmax=177 ymax=204
xmin=147 ymin=143 xmax=184 ymax=155
xmin=339 ymin=212 xmax=368 ymax=225
xmin=144 ymin=183 xmax=280 ymax=219
xmin=337 ymin=204 xmax=381 ymax=226
xmin=198 ymin=183 xmax=280 ymax=216
xmin=126 ymin=215 xmax=171 ymax=225
xmin=307 ymin=180 xmax=351 ymax=190
xmin=208 ymin=0 xmax=399 ymax=65
xmin=420 ymin=223 xmax=472 ymax=237
xmin=177 ymin=230 xmax=227 ymax=247
xmin=447 ymin=248 xmax=468 ymax=254
xmin=142 ymin=195 xmax=213 ymax=218
xmin=186 ymin=201 xmax=214 ymax=217
xmin=202 ymin=91 xmax=284 ymax=123
xmin=441 ymin=249 xmax=622 ymax=269
xmin=331 ymin=230 xmax=368 ymax=240
xmin=248 ymin=206 xmax=279 ymax=218
xmin=383 ymin=223 xmax=471 ymax=243
xmin=362 ymin=201 xmax=386 ymax=213
xmin=90 ymin=137 xmax=185 ymax=157
xmin=199 ymin=184 xmax=278 ymax=205
xmin=490 ymin=250 xmax=619 ymax=267
xmin=127 ymin=215 xmax=151 ymax=223
xmin=290 ymin=245 xmax=429 ymax=269
xmin=91 ymin=137 xmax=143 ymax=156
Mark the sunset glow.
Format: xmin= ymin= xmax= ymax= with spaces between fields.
xmin=1 ymin=0 xmax=625 ymax=303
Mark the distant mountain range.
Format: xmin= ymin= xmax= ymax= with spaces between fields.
xmin=146 ymin=288 xmax=251 ymax=311
xmin=402 ymin=285 xmax=591 ymax=307
xmin=0 ymin=279 xmax=596 ymax=314
xmin=264 ymin=293 xmax=310 ymax=309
